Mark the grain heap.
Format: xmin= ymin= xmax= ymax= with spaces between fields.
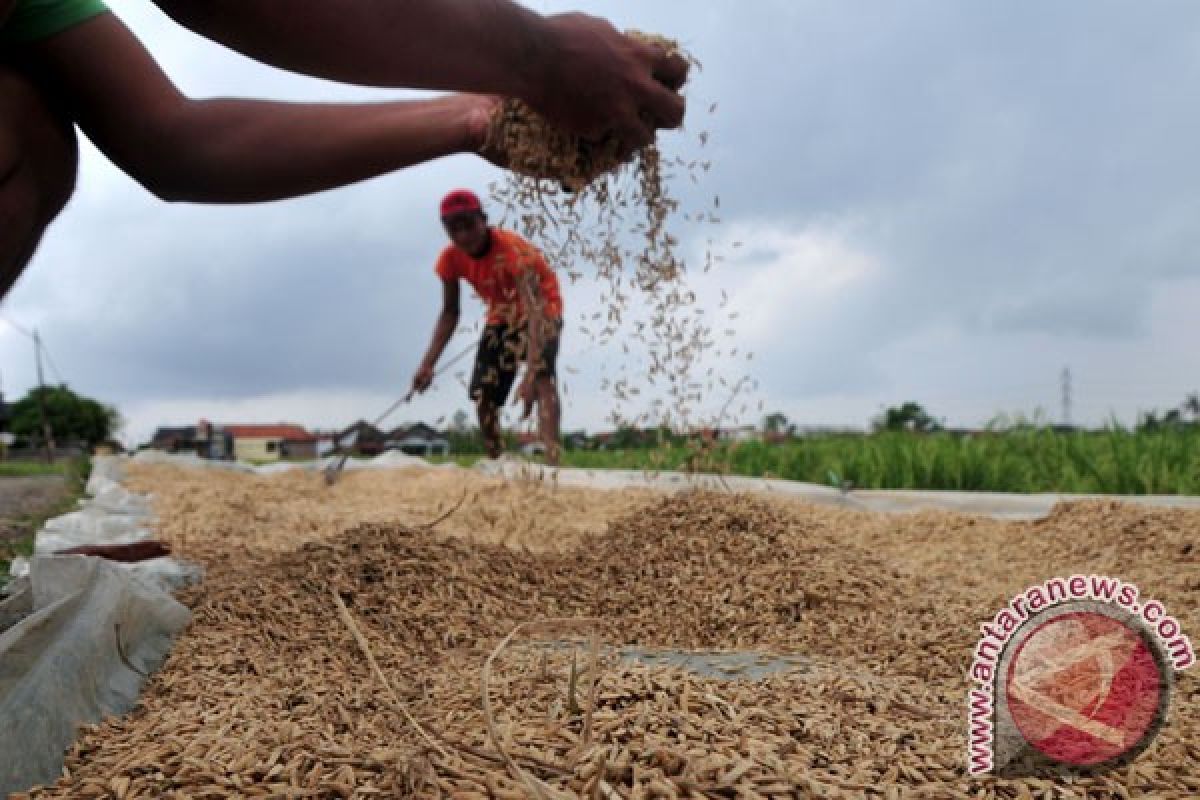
xmin=19 ymin=464 xmax=1200 ymax=799
xmin=483 ymin=32 xmax=692 ymax=192
xmin=485 ymin=32 xmax=760 ymax=446
xmin=121 ymin=463 xmax=657 ymax=555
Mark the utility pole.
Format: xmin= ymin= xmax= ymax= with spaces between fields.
xmin=1061 ymin=366 xmax=1072 ymax=429
xmin=0 ymin=370 xmax=8 ymax=461
xmin=33 ymin=329 xmax=55 ymax=463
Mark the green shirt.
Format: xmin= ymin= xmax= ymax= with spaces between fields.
xmin=1 ymin=0 xmax=108 ymax=44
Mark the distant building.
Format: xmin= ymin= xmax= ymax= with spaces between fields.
xmin=224 ymin=424 xmax=317 ymax=463
xmin=791 ymin=425 xmax=865 ymax=438
xmin=197 ymin=420 xmax=233 ymax=460
xmin=717 ymin=425 xmax=761 ymax=443
xmin=590 ymin=428 xmax=661 ymax=450
xmin=313 ymin=432 xmax=338 ymax=458
xmin=149 ymin=420 xmax=233 ymax=459
xmin=94 ymin=440 xmax=127 ymax=456
xmin=150 ymin=426 xmax=200 ymax=453
xmin=0 ymin=391 xmax=13 ymax=455
xmin=335 ymin=421 xmax=388 ymax=457
xmin=387 ymin=423 xmax=450 ymax=457
xmin=282 ymin=437 xmax=318 ymax=460
xmin=563 ymin=431 xmax=589 ymax=451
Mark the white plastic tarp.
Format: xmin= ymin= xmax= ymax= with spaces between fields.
xmin=0 ymin=557 xmax=190 ymax=797
xmin=471 ymin=458 xmax=1200 ymax=520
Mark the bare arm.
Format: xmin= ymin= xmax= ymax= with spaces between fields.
xmin=417 ymin=278 xmax=461 ymax=386
xmin=19 ymin=14 xmax=494 ymax=202
xmin=152 ymin=0 xmax=689 ymax=145
xmin=515 ymin=271 xmax=547 ymax=375
xmin=153 ymin=0 xmax=547 ymax=98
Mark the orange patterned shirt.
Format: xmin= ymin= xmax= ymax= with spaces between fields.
xmin=435 ymin=228 xmax=563 ymax=325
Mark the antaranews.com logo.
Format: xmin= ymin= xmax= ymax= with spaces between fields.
xmin=967 ymin=575 xmax=1194 ymax=777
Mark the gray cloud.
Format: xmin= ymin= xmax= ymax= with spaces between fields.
xmin=5 ymin=0 xmax=1200 ymax=442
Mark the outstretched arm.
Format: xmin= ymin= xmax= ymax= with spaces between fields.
xmin=153 ymin=0 xmax=547 ymax=98
xmin=414 ymin=277 xmax=461 ymax=393
xmin=152 ymin=0 xmax=689 ymax=147
xmin=15 ymin=14 xmax=495 ymax=203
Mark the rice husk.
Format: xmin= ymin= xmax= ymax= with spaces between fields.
xmin=20 ymin=464 xmax=1200 ymax=799
xmin=486 ymin=31 xmax=759 ymax=457
xmin=483 ymin=32 xmax=691 ymax=191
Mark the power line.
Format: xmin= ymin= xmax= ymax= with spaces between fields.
xmin=31 ymin=329 xmax=56 ymax=462
xmin=37 ymin=333 xmax=66 ymax=385
xmin=0 ymin=313 xmax=33 ymax=340
xmin=1 ymin=317 xmax=68 ymax=385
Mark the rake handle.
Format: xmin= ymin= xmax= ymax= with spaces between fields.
xmin=323 ymin=341 xmax=476 ymax=486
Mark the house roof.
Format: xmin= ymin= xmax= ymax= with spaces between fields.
xmin=224 ymin=424 xmax=316 ymax=442
xmin=389 ymin=422 xmax=446 ymax=440
xmin=339 ymin=420 xmax=386 ymax=441
xmin=152 ymin=426 xmax=197 ymax=441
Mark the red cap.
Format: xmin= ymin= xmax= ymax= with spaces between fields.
xmin=440 ymin=189 xmax=482 ymax=218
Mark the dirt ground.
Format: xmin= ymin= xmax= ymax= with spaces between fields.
xmin=0 ymin=475 xmax=68 ymax=544
xmin=17 ymin=463 xmax=1200 ymax=799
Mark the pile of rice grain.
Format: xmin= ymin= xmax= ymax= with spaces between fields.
xmin=19 ymin=465 xmax=1200 ymax=799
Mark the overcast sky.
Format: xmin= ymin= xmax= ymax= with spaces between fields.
xmin=4 ymin=0 xmax=1200 ymax=446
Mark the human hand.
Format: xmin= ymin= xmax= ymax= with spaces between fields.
xmin=457 ymin=94 xmax=508 ymax=165
xmin=412 ymin=362 xmax=435 ymax=393
xmin=528 ymin=14 xmax=689 ymax=149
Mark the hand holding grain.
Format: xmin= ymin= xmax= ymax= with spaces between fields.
xmin=530 ymin=14 xmax=689 ymax=148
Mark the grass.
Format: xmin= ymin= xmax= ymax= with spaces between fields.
xmin=553 ymin=428 xmax=1200 ymax=495
xmin=0 ymin=461 xmax=67 ymax=478
xmin=325 ymin=428 xmax=1200 ymax=495
xmin=0 ymin=456 xmax=91 ymax=589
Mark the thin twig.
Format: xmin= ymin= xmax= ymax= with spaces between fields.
xmin=332 ymin=591 xmax=448 ymax=759
xmin=437 ymin=736 xmax=574 ymax=779
xmin=581 ymin=631 xmax=601 ymax=755
xmin=421 ymin=490 xmax=470 ymax=531
xmin=567 ymin=648 xmax=581 ymax=716
xmin=481 ymin=618 xmax=605 ymax=800
xmin=587 ymin=750 xmax=610 ymax=800
xmin=483 ymin=625 xmax=557 ymax=800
